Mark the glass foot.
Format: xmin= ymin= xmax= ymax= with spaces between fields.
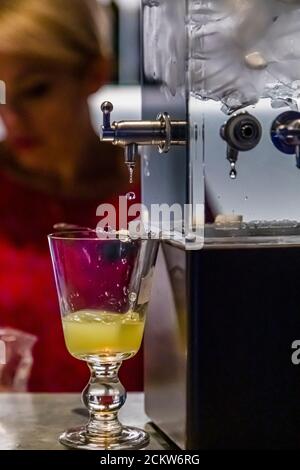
xmin=59 ymin=425 xmax=150 ymax=450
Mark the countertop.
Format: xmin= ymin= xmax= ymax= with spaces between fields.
xmin=0 ymin=393 xmax=174 ymax=451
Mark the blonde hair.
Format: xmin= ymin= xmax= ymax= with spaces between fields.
xmin=0 ymin=0 xmax=111 ymax=69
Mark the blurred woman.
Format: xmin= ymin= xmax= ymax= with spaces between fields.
xmin=0 ymin=0 xmax=142 ymax=391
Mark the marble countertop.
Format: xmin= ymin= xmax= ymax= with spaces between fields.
xmin=0 ymin=393 xmax=174 ymax=451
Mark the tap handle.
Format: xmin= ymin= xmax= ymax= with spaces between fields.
xmin=271 ymin=111 xmax=300 ymax=167
xmin=101 ymin=101 xmax=113 ymax=130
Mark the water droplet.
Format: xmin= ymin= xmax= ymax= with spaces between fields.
xmin=105 ymin=291 xmax=109 ymax=297
xmin=121 ymin=258 xmax=127 ymax=265
xmin=229 ymin=161 xmax=237 ymax=179
xmin=230 ymin=168 xmax=237 ymax=179
xmin=245 ymin=196 xmax=248 ymax=201
xmin=108 ymin=297 xmax=117 ymax=307
xmin=126 ymin=192 xmax=136 ymax=201
xmin=123 ymin=286 xmax=128 ymax=296
xmin=143 ymin=154 xmax=150 ymax=177
xmin=129 ymin=166 xmax=134 ymax=184
xmin=116 ymin=283 xmax=120 ymax=288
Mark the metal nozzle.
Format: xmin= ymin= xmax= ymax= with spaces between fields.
xmin=99 ymin=100 xmax=187 ymax=182
xmin=124 ymin=143 xmax=138 ymax=184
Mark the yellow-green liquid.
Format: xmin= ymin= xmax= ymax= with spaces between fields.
xmin=62 ymin=310 xmax=145 ymax=360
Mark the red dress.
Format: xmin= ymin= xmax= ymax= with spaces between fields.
xmin=0 ymin=167 xmax=143 ymax=392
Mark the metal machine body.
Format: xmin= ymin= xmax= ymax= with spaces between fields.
xmin=145 ymin=236 xmax=300 ymax=450
xmin=142 ymin=0 xmax=300 ymax=450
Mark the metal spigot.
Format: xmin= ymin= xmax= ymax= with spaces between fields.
xmin=271 ymin=111 xmax=300 ymax=168
xmin=100 ymin=101 xmax=187 ymax=181
xmin=220 ymin=112 xmax=262 ymax=179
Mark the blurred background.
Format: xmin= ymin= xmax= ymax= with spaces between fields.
xmin=0 ymin=0 xmax=141 ymax=141
xmin=0 ymin=0 xmax=143 ymax=394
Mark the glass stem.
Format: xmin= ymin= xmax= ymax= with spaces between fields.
xmin=82 ymin=361 xmax=126 ymax=440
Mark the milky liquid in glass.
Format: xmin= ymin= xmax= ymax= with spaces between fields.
xmin=62 ymin=309 xmax=145 ymax=361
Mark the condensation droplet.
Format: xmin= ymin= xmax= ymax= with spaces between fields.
xmin=129 ymin=292 xmax=137 ymax=303
xmin=121 ymin=258 xmax=127 ymax=265
xmin=126 ymin=192 xmax=136 ymax=201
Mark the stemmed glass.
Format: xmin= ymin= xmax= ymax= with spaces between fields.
xmin=48 ymin=230 xmax=158 ymax=450
xmin=0 ymin=328 xmax=37 ymax=392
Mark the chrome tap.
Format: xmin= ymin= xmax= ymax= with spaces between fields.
xmin=100 ymin=101 xmax=187 ymax=181
xmin=220 ymin=112 xmax=262 ymax=179
xmin=271 ymin=111 xmax=300 ymax=168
